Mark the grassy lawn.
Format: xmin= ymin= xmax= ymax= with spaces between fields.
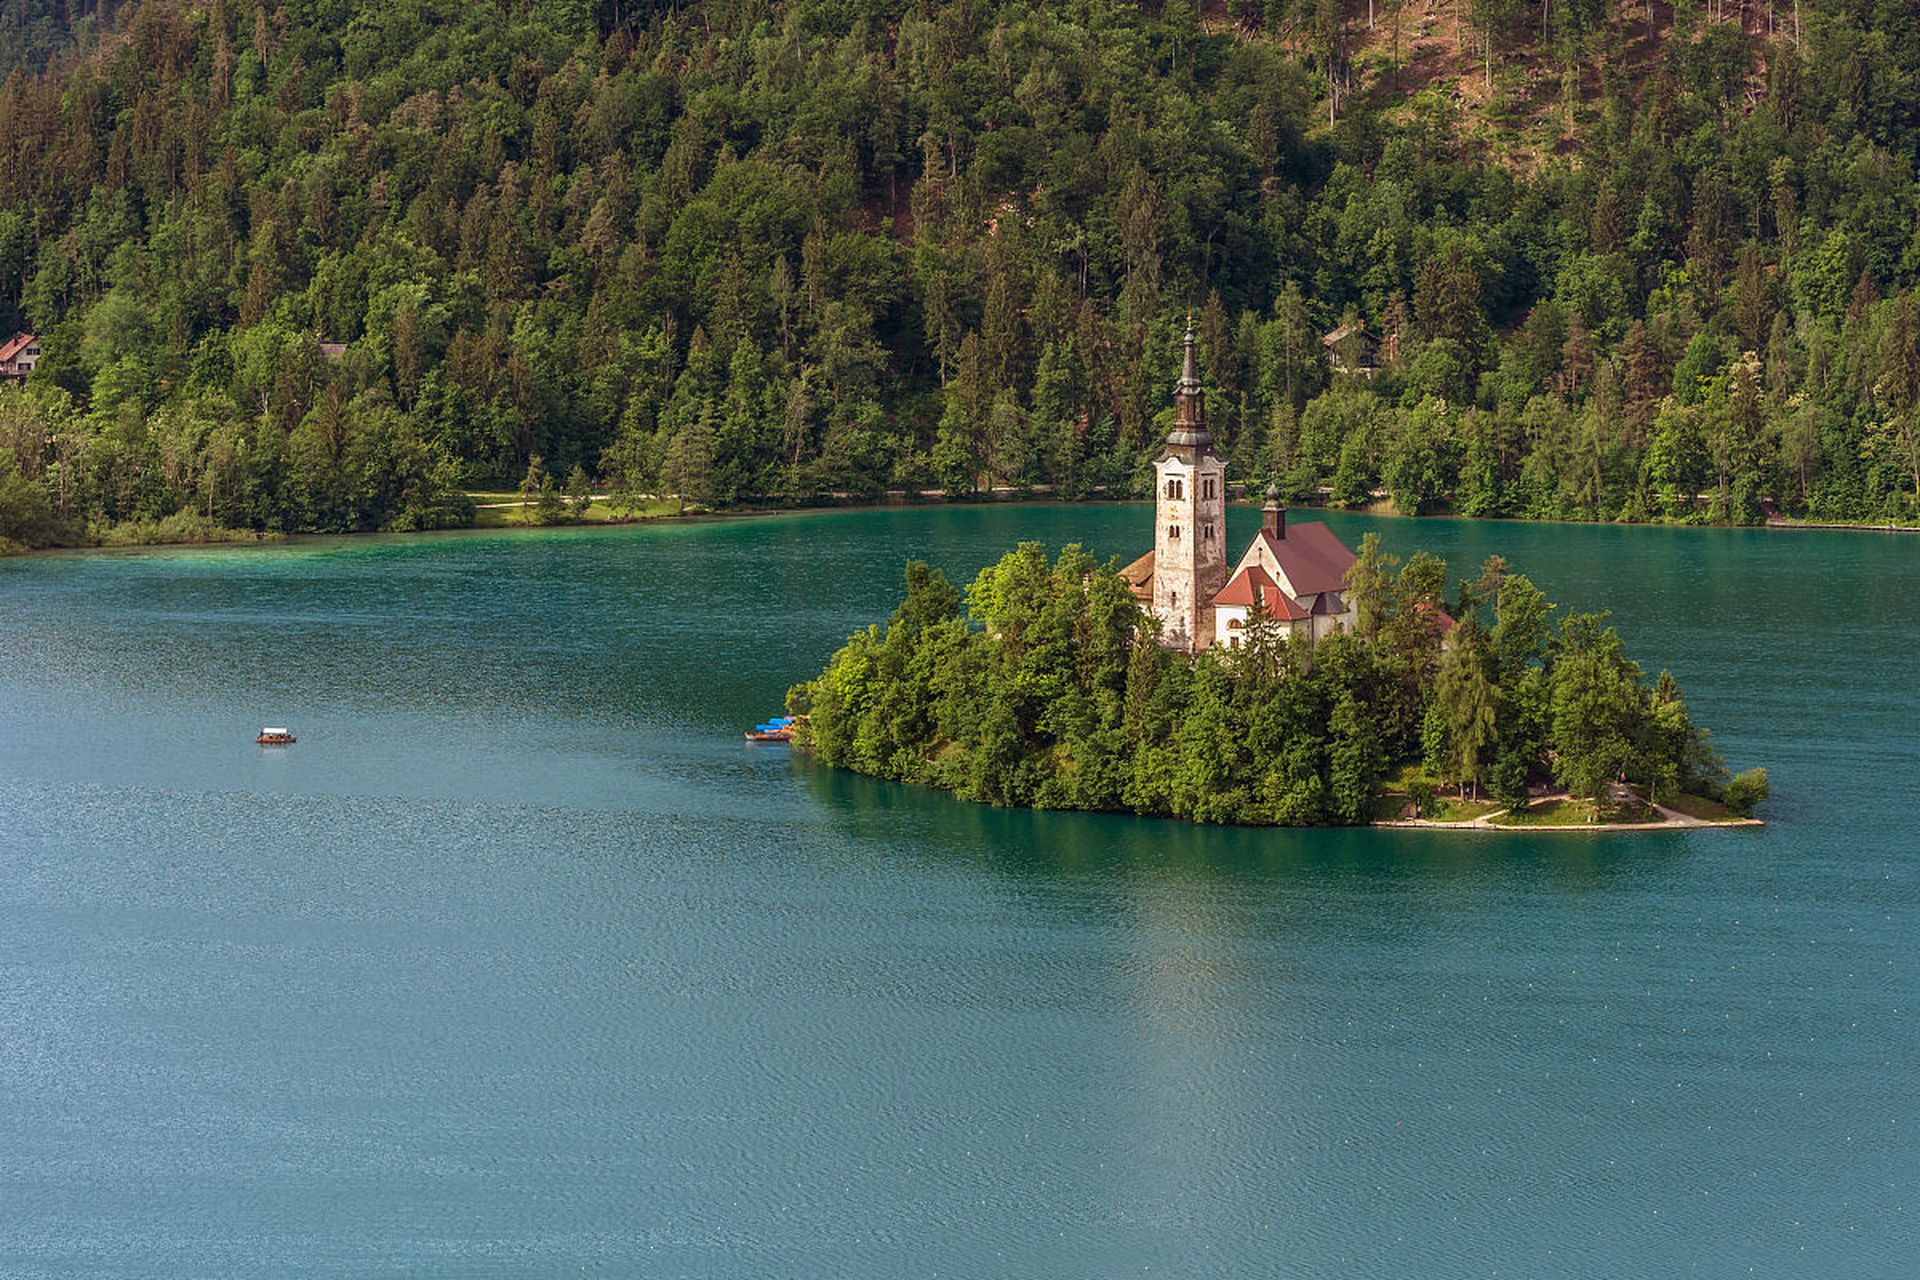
xmin=1490 ymin=796 xmax=1668 ymax=827
xmin=467 ymin=495 xmax=682 ymax=527
xmin=1381 ymin=761 xmax=1425 ymax=790
xmin=1371 ymin=765 xmax=1505 ymax=823
xmin=1490 ymin=797 xmax=1602 ymax=827
xmin=1374 ymin=761 xmax=1505 ymax=823
xmin=1665 ymin=792 xmax=1746 ymax=823
xmin=1429 ymin=796 xmax=1504 ymax=823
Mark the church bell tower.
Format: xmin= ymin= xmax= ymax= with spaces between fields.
xmin=1152 ymin=324 xmax=1228 ymax=653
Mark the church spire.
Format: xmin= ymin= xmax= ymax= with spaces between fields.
xmin=1167 ymin=318 xmax=1212 ymax=451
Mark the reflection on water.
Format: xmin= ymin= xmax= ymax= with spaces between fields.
xmin=799 ymin=755 xmax=1668 ymax=892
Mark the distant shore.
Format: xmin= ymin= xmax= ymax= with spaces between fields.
xmin=1763 ymin=517 xmax=1920 ymax=533
xmin=9 ymin=486 xmax=1916 ymax=558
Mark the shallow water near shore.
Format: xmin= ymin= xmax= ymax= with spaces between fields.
xmin=1 ymin=504 xmax=1913 ymax=1278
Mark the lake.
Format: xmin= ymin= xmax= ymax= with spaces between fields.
xmin=0 ymin=505 xmax=1913 ymax=1278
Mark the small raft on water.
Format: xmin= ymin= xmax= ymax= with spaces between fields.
xmin=256 ymin=727 xmax=296 ymax=745
xmin=745 ymin=715 xmax=795 ymax=743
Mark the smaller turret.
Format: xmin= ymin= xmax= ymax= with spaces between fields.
xmin=1262 ymin=483 xmax=1286 ymax=539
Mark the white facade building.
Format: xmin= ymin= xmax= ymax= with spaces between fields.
xmin=1122 ymin=332 xmax=1359 ymax=655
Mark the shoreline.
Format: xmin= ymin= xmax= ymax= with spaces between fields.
xmin=1763 ymin=517 xmax=1920 ymax=533
xmin=1374 ymin=793 xmax=1763 ymax=833
xmin=791 ymin=746 xmax=1765 ymax=835
xmin=9 ymin=488 xmax=1916 ymax=560
xmin=1375 ymin=814 xmax=1764 ymax=833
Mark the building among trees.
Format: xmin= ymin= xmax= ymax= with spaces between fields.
xmin=0 ymin=333 xmax=41 ymax=382
xmin=1322 ymin=320 xmax=1380 ymax=376
xmin=1122 ymin=330 xmax=1358 ymax=655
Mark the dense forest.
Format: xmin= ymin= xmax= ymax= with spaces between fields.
xmin=790 ymin=543 xmax=1766 ymax=826
xmin=1 ymin=0 xmax=1919 ymax=549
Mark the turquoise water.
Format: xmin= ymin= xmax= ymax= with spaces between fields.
xmin=0 ymin=505 xmax=1912 ymax=1278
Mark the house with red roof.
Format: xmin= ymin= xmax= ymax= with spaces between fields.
xmin=1209 ymin=486 xmax=1358 ymax=649
xmin=1120 ymin=329 xmax=1359 ymax=655
xmin=0 ymin=331 xmax=41 ymax=381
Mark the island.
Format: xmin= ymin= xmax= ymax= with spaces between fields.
xmin=788 ymin=334 xmax=1766 ymax=831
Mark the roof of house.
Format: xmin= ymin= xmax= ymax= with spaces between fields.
xmin=1119 ymin=550 xmax=1155 ymax=601
xmin=1414 ymin=600 xmax=1458 ymax=636
xmin=1212 ymin=564 xmax=1309 ymax=621
xmin=1322 ymin=319 xmax=1367 ymax=347
xmin=315 ymin=341 xmax=349 ymax=360
xmin=1256 ymin=522 xmax=1357 ymax=597
xmin=0 ymin=331 xmax=37 ymax=363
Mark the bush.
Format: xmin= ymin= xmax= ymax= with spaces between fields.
xmin=0 ymin=456 xmax=56 ymax=548
xmin=90 ymin=511 xmax=251 ymax=547
xmin=1492 ymin=750 xmax=1530 ymax=812
xmin=1406 ymin=777 xmax=1438 ymax=818
xmin=1722 ymin=767 xmax=1770 ymax=816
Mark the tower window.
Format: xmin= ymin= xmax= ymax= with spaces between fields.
xmin=1203 ymin=477 xmax=1216 ymax=500
xmin=1168 ymin=524 xmax=1180 ymax=539
xmin=1202 ymin=523 xmax=1214 ymax=540
xmin=1166 ymin=478 xmax=1183 ymax=500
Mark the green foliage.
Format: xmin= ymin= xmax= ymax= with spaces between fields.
xmin=1405 ymin=775 xmax=1438 ymax=819
xmin=0 ymin=0 xmax=1916 ymax=547
xmin=1722 ymin=767 xmax=1771 ymax=817
xmin=792 ymin=545 xmax=1756 ymax=827
xmin=0 ymin=449 xmax=54 ymax=547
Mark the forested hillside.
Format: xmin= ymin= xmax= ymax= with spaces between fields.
xmin=1 ymin=0 xmax=1919 ymax=548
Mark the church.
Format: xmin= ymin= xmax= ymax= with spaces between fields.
xmin=1119 ymin=326 xmax=1360 ymax=656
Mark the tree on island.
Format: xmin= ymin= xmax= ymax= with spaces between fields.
xmin=1547 ymin=613 xmax=1646 ymax=803
xmin=565 ymin=465 xmax=593 ymax=517
xmin=1432 ymin=610 xmax=1498 ymax=800
xmin=790 ymin=543 xmax=1753 ymax=827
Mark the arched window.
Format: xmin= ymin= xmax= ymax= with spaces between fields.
xmin=1202 ymin=477 xmax=1216 ymax=501
xmin=1165 ymin=478 xmax=1183 ymax=500
xmin=1168 ymin=524 xmax=1180 ymax=539
xmin=1201 ymin=523 xmax=1214 ymax=541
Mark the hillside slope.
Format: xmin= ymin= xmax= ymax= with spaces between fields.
xmin=0 ymin=0 xmax=1918 ymax=548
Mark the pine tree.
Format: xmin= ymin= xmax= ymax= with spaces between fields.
xmin=1433 ymin=613 xmax=1498 ymax=798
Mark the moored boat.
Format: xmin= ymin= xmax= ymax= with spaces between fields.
xmin=256 ymin=727 xmax=296 ymax=745
xmin=745 ymin=715 xmax=795 ymax=743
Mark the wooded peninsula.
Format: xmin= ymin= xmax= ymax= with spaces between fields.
xmin=3 ymin=0 xmax=1920 ymax=552
xmin=789 ymin=541 xmax=1769 ymax=828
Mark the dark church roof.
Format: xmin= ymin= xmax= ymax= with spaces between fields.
xmin=1255 ymin=522 xmax=1356 ymax=597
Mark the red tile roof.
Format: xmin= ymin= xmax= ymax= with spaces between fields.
xmin=1119 ymin=550 xmax=1155 ymax=601
xmin=1211 ymin=565 xmax=1309 ymax=620
xmin=0 ymin=331 xmax=36 ymax=363
xmin=1415 ymin=600 xmax=1457 ymax=635
xmin=1257 ymin=522 xmax=1356 ymax=596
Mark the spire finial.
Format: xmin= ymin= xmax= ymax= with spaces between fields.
xmin=1168 ymin=315 xmax=1210 ymax=450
